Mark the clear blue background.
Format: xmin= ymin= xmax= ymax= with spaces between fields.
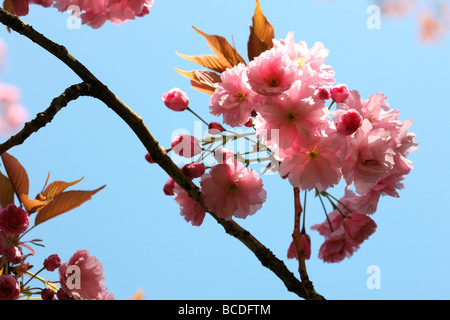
xmin=0 ymin=0 xmax=448 ymax=300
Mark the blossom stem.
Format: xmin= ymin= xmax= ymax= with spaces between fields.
xmin=187 ymin=107 xmax=209 ymax=126
xmin=322 ymin=191 xmax=353 ymax=213
xmin=328 ymin=100 xmax=335 ymax=110
xmin=317 ymin=190 xmax=333 ymax=233
xmin=292 ymin=187 xmax=322 ymax=300
xmin=22 ymin=267 xmax=45 ymax=288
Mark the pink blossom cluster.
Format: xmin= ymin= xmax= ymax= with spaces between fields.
xmin=9 ymin=0 xmax=154 ymax=28
xmin=160 ymin=142 xmax=267 ymax=224
xmin=0 ymin=203 xmax=113 ymax=299
xmin=158 ymin=31 xmax=417 ymax=263
xmin=0 ymin=39 xmax=28 ymax=137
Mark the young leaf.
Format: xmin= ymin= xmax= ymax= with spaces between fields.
xmin=19 ymin=194 xmax=48 ymax=214
xmin=174 ymin=68 xmax=221 ymax=95
xmin=192 ymin=26 xmax=246 ymax=68
xmin=42 ymin=177 xmax=84 ymax=199
xmin=175 ymin=51 xmax=228 ymax=73
xmin=0 ymin=171 xmax=14 ymax=207
xmin=248 ymin=0 xmax=275 ymax=61
xmin=1 ymin=152 xmax=29 ymax=203
xmin=34 ymin=185 xmax=106 ymax=226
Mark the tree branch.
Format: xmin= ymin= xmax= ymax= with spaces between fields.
xmin=0 ymin=8 xmax=318 ymax=299
xmin=0 ymin=82 xmax=93 ymax=155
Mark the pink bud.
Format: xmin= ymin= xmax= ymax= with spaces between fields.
xmin=163 ymin=177 xmax=176 ymax=196
xmin=43 ymin=254 xmax=61 ymax=272
xmin=208 ymin=122 xmax=225 ymax=135
xmin=244 ymin=118 xmax=253 ymax=127
xmin=144 ymin=152 xmax=155 ymax=164
xmin=0 ymin=275 xmax=20 ymax=300
xmin=317 ymin=87 xmax=331 ymax=100
xmin=41 ymin=288 xmax=56 ymax=300
xmin=0 ymin=204 xmax=29 ymax=237
xmin=336 ymin=109 xmax=363 ymax=135
xmin=171 ymin=134 xmax=202 ymax=158
xmin=182 ymin=162 xmax=206 ymax=179
xmin=330 ymin=85 xmax=350 ymax=103
xmin=5 ymin=246 xmax=22 ymax=265
xmin=162 ymin=88 xmax=189 ymax=112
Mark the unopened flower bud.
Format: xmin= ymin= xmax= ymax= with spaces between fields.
xmin=43 ymin=254 xmax=61 ymax=272
xmin=244 ymin=118 xmax=253 ymax=127
xmin=5 ymin=246 xmax=22 ymax=265
xmin=182 ymin=162 xmax=206 ymax=179
xmin=336 ymin=109 xmax=363 ymax=135
xmin=171 ymin=134 xmax=202 ymax=158
xmin=208 ymin=122 xmax=225 ymax=135
xmin=162 ymin=88 xmax=189 ymax=112
xmin=317 ymin=87 xmax=331 ymax=100
xmin=163 ymin=177 xmax=176 ymax=196
xmin=41 ymin=288 xmax=56 ymax=300
xmin=330 ymin=85 xmax=350 ymax=103
xmin=144 ymin=152 xmax=155 ymax=164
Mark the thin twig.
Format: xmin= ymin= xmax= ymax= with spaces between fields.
xmin=292 ymin=187 xmax=324 ymax=300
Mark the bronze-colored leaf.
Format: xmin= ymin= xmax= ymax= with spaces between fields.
xmin=0 ymin=171 xmax=14 ymax=207
xmin=174 ymin=68 xmax=221 ymax=95
xmin=248 ymin=0 xmax=275 ymax=61
xmin=42 ymin=177 xmax=84 ymax=199
xmin=3 ymin=0 xmax=15 ymax=15
xmin=19 ymin=194 xmax=48 ymax=214
xmin=175 ymin=51 xmax=229 ymax=73
xmin=192 ymin=26 xmax=246 ymax=68
xmin=1 ymin=153 xmax=29 ymax=202
xmin=34 ymin=185 xmax=106 ymax=225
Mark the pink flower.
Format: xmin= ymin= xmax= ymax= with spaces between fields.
xmin=330 ymin=85 xmax=350 ymax=103
xmin=254 ymin=81 xmax=328 ymax=150
xmin=338 ymin=90 xmax=399 ymax=132
xmin=247 ymin=47 xmax=298 ymax=96
xmin=343 ymin=213 xmax=377 ymax=245
xmin=318 ymin=228 xmax=359 ymax=263
xmin=278 ymin=130 xmax=346 ymax=191
xmin=273 ymin=32 xmax=335 ymax=87
xmin=162 ymin=87 xmax=189 ymax=112
xmin=0 ymin=275 xmax=20 ymax=300
xmin=53 ymin=0 xmax=154 ymax=28
xmin=342 ymin=119 xmax=396 ymax=194
xmin=182 ymin=162 xmax=206 ymax=179
xmin=334 ymin=108 xmax=363 ymax=135
xmin=43 ymin=254 xmax=62 ymax=271
xmin=58 ymin=249 xmax=113 ymax=300
xmin=339 ymin=188 xmax=380 ymax=215
xmin=287 ymin=234 xmax=311 ymax=260
xmin=5 ymin=246 xmax=22 ymax=265
xmin=10 ymin=0 xmax=29 ymax=16
xmin=310 ymin=209 xmax=344 ymax=238
xmin=0 ymin=83 xmax=28 ymax=137
xmin=0 ymin=204 xmax=30 ymax=237
xmin=173 ymin=184 xmax=206 ymax=226
xmin=200 ymin=159 xmax=266 ymax=220
xmin=171 ymin=134 xmax=202 ymax=158
xmin=209 ymin=63 xmax=260 ymax=127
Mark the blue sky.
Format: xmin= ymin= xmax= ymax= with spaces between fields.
xmin=0 ymin=0 xmax=449 ymax=300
